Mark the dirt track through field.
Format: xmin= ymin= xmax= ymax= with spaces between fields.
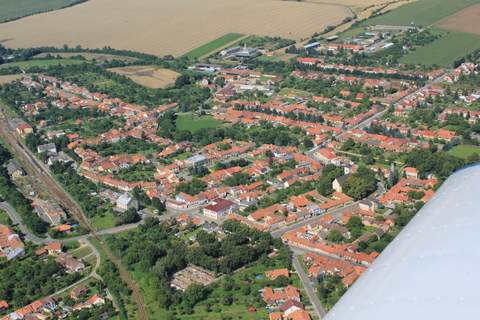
xmin=434 ymin=3 xmax=480 ymax=35
xmin=0 ymin=0 xmax=349 ymax=57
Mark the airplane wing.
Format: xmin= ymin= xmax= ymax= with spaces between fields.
xmin=324 ymin=164 xmax=480 ymax=320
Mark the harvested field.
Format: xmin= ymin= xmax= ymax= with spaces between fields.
xmin=108 ymin=66 xmax=180 ymax=89
xmin=0 ymin=0 xmax=349 ymax=57
xmin=434 ymin=3 xmax=480 ymax=35
xmin=34 ymin=52 xmax=138 ymax=62
xmin=0 ymin=74 xmax=23 ymax=84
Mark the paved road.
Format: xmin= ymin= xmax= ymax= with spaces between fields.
xmin=0 ymin=202 xmax=53 ymax=244
xmin=292 ymin=253 xmax=327 ymax=319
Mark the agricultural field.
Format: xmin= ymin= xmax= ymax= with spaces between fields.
xmin=0 ymin=0 xmax=349 ymax=57
xmin=182 ymin=33 xmax=245 ymax=59
xmin=176 ymin=114 xmax=223 ymax=133
xmin=0 ymin=59 xmax=89 ymax=69
xmin=398 ymin=30 xmax=480 ymax=66
xmin=308 ymin=0 xmax=389 ymax=12
xmin=107 ymin=66 xmax=181 ymax=88
xmin=34 ymin=52 xmax=138 ymax=62
xmin=434 ymin=3 xmax=480 ymax=35
xmin=357 ymin=0 xmax=480 ymax=28
xmin=451 ymin=145 xmax=480 ymax=159
xmin=0 ymin=74 xmax=23 ymax=84
xmin=0 ymin=0 xmax=81 ymax=22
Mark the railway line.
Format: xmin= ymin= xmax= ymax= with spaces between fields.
xmin=0 ymin=119 xmax=148 ymax=320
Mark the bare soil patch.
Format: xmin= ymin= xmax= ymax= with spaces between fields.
xmin=0 ymin=0 xmax=349 ymax=57
xmin=107 ymin=66 xmax=180 ymax=89
xmin=34 ymin=52 xmax=138 ymax=62
xmin=434 ymin=3 xmax=480 ymax=35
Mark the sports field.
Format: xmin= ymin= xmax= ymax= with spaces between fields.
xmin=451 ymin=145 xmax=480 ymax=159
xmin=358 ymin=0 xmax=480 ymax=27
xmin=107 ymin=66 xmax=180 ymax=88
xmin=398 ymin=30 xmax=480 ymax=66
xmin=176 ymin=115 xmax=223 ymax=133
xmin=181 ymin=33 xmax=245 ymax=59
xmin=0 ymin=0 xmax=349 ymax=57
xmin=0 ymin=0 xmax=80 ymax=22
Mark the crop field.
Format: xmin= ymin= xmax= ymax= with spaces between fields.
xmin=34 ymin=52 xmax=138 ymax=62
xmin=451 ymin=145 xmax=480 ymax=159
xmin=0 ymin=74 xmax=23 ymax=84
xmin=181 ymin=33 xmax=245 ymax=59
xmin=357 ymin=0 xmax=480 ymax=28
xmin=398 ymin=30 xmax=480 ymax=66
xmin=0 ymin=0 xmax=349 ymax=57
xmin=0 ymin=0 xmax=79 ymax=22
xmin=434 ymin=3 xmax=480 ymax=35
xmin=107 ymin=66 xmax=180 ymax=88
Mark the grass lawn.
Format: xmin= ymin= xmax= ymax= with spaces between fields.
xmin=87 ymin=238 xmax=108 ymax=260
xmin=0 ymin=209 xmax=10 ymax=225
xmin=257 ymin=55 xmax=277 ymax=61
xmin=181 ymin=33 xmax=245 ymax=59
xmin=72 ymin=246 xmax=93 ymax=259
xmin=451 ymin=145 xmax=480 ymax=159
xmin=399 ymin=30 xmax=480 ymax=67
xmin=277 ymin=88 xmax=313 ymax=97
xmin=90 ymin=210 xmax=117 ymax=231
xmin=176 ymin=114 xmax=223 ymax=133
xmin=176 ymin=152 xmax=193 ymax=160
xmin=0 ymin=0 xmax=79 ymax=22
xmin=1 ymin=59 xmax=90 ymax=69
xmin=63 ymin=240 xmax=81 ymax=251
xmin=181 ymin=228 xmax=202 ymax=241
xmin=356 ymin=0 xmax=480 ymax=28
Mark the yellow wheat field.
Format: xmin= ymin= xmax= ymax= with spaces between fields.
xmin=0 ymin=0 xmax=350 ymax=57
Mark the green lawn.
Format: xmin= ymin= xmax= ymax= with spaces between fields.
xmin=176 ymin=114 xmax=223 ymax=133
xmin=87 ymin=238 xmax=108 ymax=260
xmin=0 ymin=0 xmax=80 ymax=22
xmin=181 ymin=33 xmax=245 ymax=59
xmin=1 ymin=59 xmax=90 ymax=69
xmin=90 ymin=210 xmax=117 ymax=231
xmin=451 ymin=145 xmax=480 ymax=159
xmin=72 ymin=246 xmax=93 ymax=259
xmin=176 ymin=152 xmax=193 ymax=159
xmin=358 ymin=0 xmax=479 ymax=27
xmin=0 ymin=209 xmax=10 ymax=225
xmin=399 ymin=30 xmax=480 ymax=67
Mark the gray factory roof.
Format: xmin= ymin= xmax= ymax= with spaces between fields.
xmin=324 ymin=163 xmax=480 ymax=320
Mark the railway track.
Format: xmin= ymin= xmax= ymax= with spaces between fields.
xmin=0 ymin=120 xmax=148 ymax=320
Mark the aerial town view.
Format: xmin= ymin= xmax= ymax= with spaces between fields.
xmin=0 ymin=0 xmax=479 ymax=319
